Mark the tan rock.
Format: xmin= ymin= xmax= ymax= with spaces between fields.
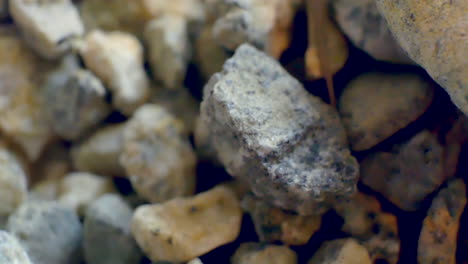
xmin=418 ymin=179 xmax=466 ymax=264
xmin=338 ymin=72 xmax=434 ymax=151
xmin=231 ymin=243 xmax=297 ymax=264
xmin=32 ymin=143 xmax=71 ymax=183
xmin=29 ymin=178 xmax=60 ymax=202
xmin=376 ymin=0 xmax=468 ymax=115
xmin=79 ymin=30 xmax=150 ymax=115
xmin=131 ymin=186 xmax=242 ymax=263
xmin=120 ymin=104 xmax=197 ymax=203
xmin=308 ymin=238 xmax=372 ymax=264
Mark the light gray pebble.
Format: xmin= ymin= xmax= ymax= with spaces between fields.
xmin=0 ymin=231 xmax=33 ymax=264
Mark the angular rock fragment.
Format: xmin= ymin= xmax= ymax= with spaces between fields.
xmin=376 ymin=0 xmax=468 ymax=115
xmin=330 ymin=0 xmax=412 ymax=64
xmin=57 ymin=172 xmax=115 ymax=216
xmin=200 ymin=44 xmax=359 ymax=215
xmin=10 ymin=0 xmax=84 ymax=59
xmin=418 ymin=179 xmax=467 ymax=264
xmin=361 ymin=130 xmax=447 ymax=211
xmin=242 ymin=193 xmax=322 ymax=245
xmin=121 ymin=104 xmax=197 ymax=203
xmin=231 ymin=242 xmax=297 ymax=264
xmin=338 ymin=72 xmax=434 ymax=151
xmin=6 ymin=201 xmax=82 ymax=264
xmin=79 ymin=30 xmax=150 ymax=115
xmin=308 ymin=238 xmax=372 ymax=264
xmin=131 ymin=186 xmax=242 ymax=263
xmin=84 ymin=194 xmax=142 ymax=264
xmin=71 ymin=124 xmax=126 ymax=177
xmin=0 ymin=231 xmax=33 ymax=264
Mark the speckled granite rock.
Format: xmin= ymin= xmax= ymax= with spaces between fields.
xmin=418 ymin=179 xmax=467 ymax=264
xmin=231 ymin=243 xmax=297 ymax=264
xmin=79 ymin=30 xmax=150 ymax=115
xmin=84 ymin=194 xmax=142 ymax=264
xmin=200 ymin=44 xmax=359 ymax=215
xmin=0 ymin=231 xmax=33 ymax=264
xmin=131 ymin=186 xmax=242 ymax=263
xmin=6 ymin=201 xmax=82 ymax=264
xmin=338 ymin=72 xmax=434 ymax=151
xmin=242 ymin=193 xmax=322 ymax=245
xmin=308 ymin=238 xmax=372 ymax=264
xmin=10 ymin=0 xmax=84 ymax=59
xmin=361 ymin=130 xmax=447 ymax=211
xmin=376 ymin=0 xmax=468 ymax=115
xmin=71 ymin=124 xmax=126 ymax=177
xmin=121 ymin=104 xmax=197 ymax=203
xmin=331 ymin=0 xmax=412 ymax=64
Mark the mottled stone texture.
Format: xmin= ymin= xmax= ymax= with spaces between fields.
xmin=200 ymin=44 xmax=359 ymax=215
xmin=231 ymin=243 xmax=297 ymax=264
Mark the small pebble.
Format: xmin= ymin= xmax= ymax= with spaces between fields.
xmin=131 ymin=185 xmax=242 ymax=262
xmin=84 ymin=194 xmax=142 ymax=264
xmin=231 ymin=242 xmax=298 ymax=264
xmin=308 ymin=238 xmax=372 ymax=264
xmin=0 ymin=230 xmax=33 ymax=264
xmin=6 ymin=201 xmax=82 ymax=264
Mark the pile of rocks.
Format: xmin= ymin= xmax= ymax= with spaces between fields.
xmin=0 ymin=0 xmax=466 ymax=264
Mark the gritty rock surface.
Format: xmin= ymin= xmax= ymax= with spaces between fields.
xmin=57 ymin=172 xmax=115 ymax=216
xmin=10 ymin=0 xmax=84 ymax=59
xmin=231 ymin=242 xmax=297 ymax=264
xmin=0 ymin=231 xmax=33 ymax=264
xmin=361 ymin=130 xmax=447 ymax=211
xmin=6 ymin=201 xmax=82 ymax=264
xmin=71 ymin=124 xmax=126 ymax=177
xmin=79 ymin=30 xmax=150 ymax=115
xmin=338 ymin=72 xmax=434 ymax=151
xmin=418 ymin=179 xmax=467 ymax=264
xmin=308 ymin=238 xmax=372 ymax=264
xmin=200 ymin=44 xmax=359 ymax=215
xmin=131 ymin=186 xmax=242 ymax=263
xmin=121 ymin=104 xmax=197 ymax=203
xmin=376 ymin=0 xmax=468 ymax=115
xmin=84 ymin=194 xmax=142 ymax=264
xmin=330 ymin=0 xmax=412 ymax=64
xmin=242 ymin=193 xmax=322 ymax=245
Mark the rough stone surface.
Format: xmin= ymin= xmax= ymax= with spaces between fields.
xmin=331 ymin=0 xmax=412 ymax=64
xmin=131 ymin=186 xmax=242 ymax=263
xmin=6 ymin=201 xmax=82 ymax=264
xmin=200 ymin=44 xmax=359 ymax=215
xmin=308 ymin=238 xmax=372 ymax=264
xmin=242 ymin=193 xmax=322 ymax=245
xmin=145 ymin=15 xmax=191 ymax=89
xmin=361 ymin=130 xmax=447 ymax=211
xmin=338 ymin=72 xmax=434 ymax=151
xmin=57 ymin=172 xmax=115 ymax=216
xmin=10 ymin=0 xmax=84 ymax=59
xmin=71 ymin=123 xmax=125 ymax=177
xmin=84 ymin=194 xmax=142 ymax=264
xmin=121 ymin=104 xmax=197 ymax=203
xmin=376 ymin=0 xmax=468 ymax=115
xmin=418 ymin=179 xmax=467 ymax=264
xmin=0 ymin=231 xmax=33 ymax=264
xmin=79 ymin=30 xmax=150 ymax=115
xmin=231 ymin=243 xmax=297 ymax=264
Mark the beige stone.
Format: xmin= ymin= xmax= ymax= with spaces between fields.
xmin=131 ymin=186 xmax=242 ymax=262
xmin=308 ymin=238 xmax=372 ymax=264
xmin=194 ymin=25 xmax=230 ymax=81
xmin=231 ymin=243 xmax=297 ymax=264
xmin=0 ymin=144 xmax=27 ymax=217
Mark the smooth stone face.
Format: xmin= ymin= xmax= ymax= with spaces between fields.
xmin=131 ymin=186 xmax=242 ymax=263
xmin=231 ymin=243 xmax=297 ymax=264
xmin=0 ymin=231 xmax=33 ymax=264
xmin=120 ymin=104 xmax=197 ymax=203
xmin=0 ymin=144 xmax=27 ymax=218
xmin=10 ymin=0 xmax=84 ymax=59
xmin=84 ymin=194 xmax=142 ymax=264
xmin=418 ymin=179 xmax=466 ymax=264
xmin=6 ymin=201 xmax=82 ymax=264
xmin=201 ymin=44 xmax=359 ymax=215
xmin=330 ymin=0 xmax=412 ymax=64
xmin=361 ymin=130 xmax=446 ymax=211
xmin=338 ymin=72 xmax=434 ymax=151
xmin=376 ymin=0 xmax=468 ymax=115
xmin=308 ymin=238 xmax=372 ymax=264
